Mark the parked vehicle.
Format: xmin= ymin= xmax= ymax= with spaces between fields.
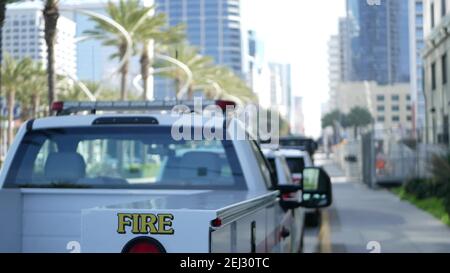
xmin=278 ymin=149 xmax=313 ymax=184
xmin=0 ymin=100 xmax=332 ymax=253
xmin=279 ymin=136 xmax=318 ymax=160
xmin=262 ymin=149 xmax=305 ymax=252
xmin=279 ymin=148 xmax=322 ymax=227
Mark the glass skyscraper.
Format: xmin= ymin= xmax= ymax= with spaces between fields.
xmin=154 ymin=0 xmax=243 ymax=99
xmin=346 ymin=0 xmax=411 ymax=85
xmin=409 ymin=0 xmax=425 ymax=130
xmin=156 ymin=0 xmax=242 ymax=73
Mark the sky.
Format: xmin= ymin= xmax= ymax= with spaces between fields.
xmin=242 ymin=0 xmax=346 ymax=138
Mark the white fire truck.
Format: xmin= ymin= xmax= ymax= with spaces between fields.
xmin=0 ymin=100 xmax=332 ymax=253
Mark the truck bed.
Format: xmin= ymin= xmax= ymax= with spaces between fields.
xmin=0 ymin=188 xmax=278 ymax=253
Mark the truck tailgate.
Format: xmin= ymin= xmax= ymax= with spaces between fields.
xmin=82 ymin=207 xmax=216 ymax=253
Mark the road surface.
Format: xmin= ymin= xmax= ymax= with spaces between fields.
xmin=313 ymin=153 xmax=450 ymax=253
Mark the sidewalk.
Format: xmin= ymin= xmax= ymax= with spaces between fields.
xmin=315 ymin=153 xmax=450 ymax=253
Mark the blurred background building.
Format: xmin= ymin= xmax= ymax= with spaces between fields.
xmin=409 ymin=0 xmax=425 ymax=133
xmin=423 ymin=0 xmax=450 ymax=146
xmin=345 ymin=0 xmax=411 ymax=85
xmin=291 ymin=96 xmax=305 ymax=135
xmin=335 ymin=82 xmax=413 ymax=131
xmin=3 ymin=1 xmax=77 ymax=77
xmin=155 ymin=0 xmax=244 ymax=99
xmin=60 ymin=0 xmax=154 ymax=88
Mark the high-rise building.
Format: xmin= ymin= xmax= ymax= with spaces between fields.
xmin=338 ymin=17 xmax=354 ymax=82
xmin=409 ymin=0 xmax=426 ymax=132
xmin=60 ymin=0 xmax=154 ymax=85
xmin=335 ymin=82 xmax=414 ymax=131
xmin=3 ymin=1 xmax=77 ymax=77
xmin=423 ymin=0 xmax=450 ymax=145
xmin=242 ymin=30 xmax=265 ymax=95
xmin=155 ymin=0 xmax=243 ymax=74
xmin=346 ymin=0 xmax=411 ymax=85
xmin=328 ymin=35 xmax=341 ymax=110
xmin=291 ymin=96 xmax=305 ymax=136
xmin=268 ymin=63 xmax=292 ymax=121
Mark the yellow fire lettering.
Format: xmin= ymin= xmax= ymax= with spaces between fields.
xmin=158 ymin=214 xmax=175 ymax=235
xmin=117 ymin=213 xmax=132 ymax=234
xmin=140 ymin=214 xmax=158 ymax=234
xmin=131 ymin=214 xmax=141 ymax=234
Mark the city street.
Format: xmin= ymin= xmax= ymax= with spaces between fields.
xmin=311 ymin=154 xmax=450 ymax=253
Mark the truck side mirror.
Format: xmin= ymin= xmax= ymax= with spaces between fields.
xmin=300 ymin=167 xmax=333 ymax=209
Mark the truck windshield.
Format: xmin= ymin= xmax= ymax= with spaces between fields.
xmin=4 ymin=126 xmax=246 ymax=190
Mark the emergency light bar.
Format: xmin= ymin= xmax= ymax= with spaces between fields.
xmin=51 ymin=100 xmax=237 ymax=115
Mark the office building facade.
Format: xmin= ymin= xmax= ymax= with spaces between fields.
xmin=423 ymin=0 xmax=450 ymax=145
xmin=409 ymin=0 xmax=426 ymax=132
xmin=346 ymin=0 xmax=411 ymax=85
xmin=335 ymin=82 xmax=413 ymax=131
xmin=3 ymin=1 xmax=77 ymax=77
xmin=155 ymin=0 xmax=243 ymax=74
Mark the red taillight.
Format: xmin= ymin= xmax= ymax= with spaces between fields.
xmin=122 ymin=237 xmax=166 ymax=253
xmin=51 ymin=101 xmax=64 ymax=113
xmin=282 ymin=193 xmax=295 ymax=199
xmin=211 ymin=217 xmax=222 ymax=228
xmin=215 ymin=100 xmax=236 ymax=111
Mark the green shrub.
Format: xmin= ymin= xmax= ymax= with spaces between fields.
xmin=392 ymin=187 xmax=450 ymax=227
xmin=404 ymin=179 xmax=438 ymax=200
xmin=430 ymin=153 xmax=450 ymax=214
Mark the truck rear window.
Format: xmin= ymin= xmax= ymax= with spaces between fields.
xmin=5 ymin=126 xmax=246 ymax=190
xmin=285 ymin=157 xmax=305 ymax=174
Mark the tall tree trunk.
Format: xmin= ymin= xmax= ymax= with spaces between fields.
xmin=0 ymin=2 xmax=5 ymax=97
xmin=44 ymin=1 xmax=59 ymax=114
xmin=187 ymin=85 xmax=194 ymax=99
xmin=119 ymin=43 xmax=129 ymax=100
xmin=120 ymin=61 xmax=129 ymax=100
xmin=0 ymin=3 xmax=6 ymax=157
xmin=32 ymin=94 xmax=40 ymax=119
xmin=175 ymin=77 xmax=181 ymax=99
xmin=140 ymin=42 xmax=150 ymax=101
xmin=6 ymin=90 xmax=15 ymax=149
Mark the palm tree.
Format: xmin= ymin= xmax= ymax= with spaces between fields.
xmin=1 ymin=1 xmax=22 ymax=94
xmin=156 ymin=43 xmax=256 ymax=103
xmin=156 ymin=43 xmax=214 ymax=98
xmin=43 ymin=0 xmax=59 ymax=112
xmin=135 ymin=13 xmax=185 ymax=100
xmin=2 ymin=55 xmax=33 ymax=147
xmin=16 ymin=61 xmax=47 ymax=120
xmin=85 ymin=0 xmax=154 ymax=100
xmin=212 ymin=66 xmax=256 ymax=103
xmin=0 ymin=0 xmax=22 ymax=151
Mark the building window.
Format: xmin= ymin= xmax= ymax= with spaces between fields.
xmin=432 ymin=2 xmax=436 ymax=28
xmin=377 ymin=106 xmax=385 ymax=112
xmin=392 ymin=116 xmax=400 ymax=122
xmin=443 ymin=53 xmax=448 ymax=84
xmin=406 ymin=95 xmax=411 ymax=101
xmin=442 ymin=0 xmax=447 ymax=17
xmin=392 ymin=105 xmax=400 ymax=111
xmin=377 ymin=116 xmax=385 ymax=122
xmin=432 ymin=62 xmax=437 ymax=90
xmin=407 ymin=116 xmax=412 ymax=122
xmin=392 ymin=95 xmax=400 ymax=101
xmin=407 ymin=105 xmax=412 ymax=111
xmin=376 ymin=95 xmax=385 ymax=102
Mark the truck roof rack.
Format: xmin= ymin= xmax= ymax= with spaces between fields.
xmin=51 ymin=100 xmax=237 ymax=116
